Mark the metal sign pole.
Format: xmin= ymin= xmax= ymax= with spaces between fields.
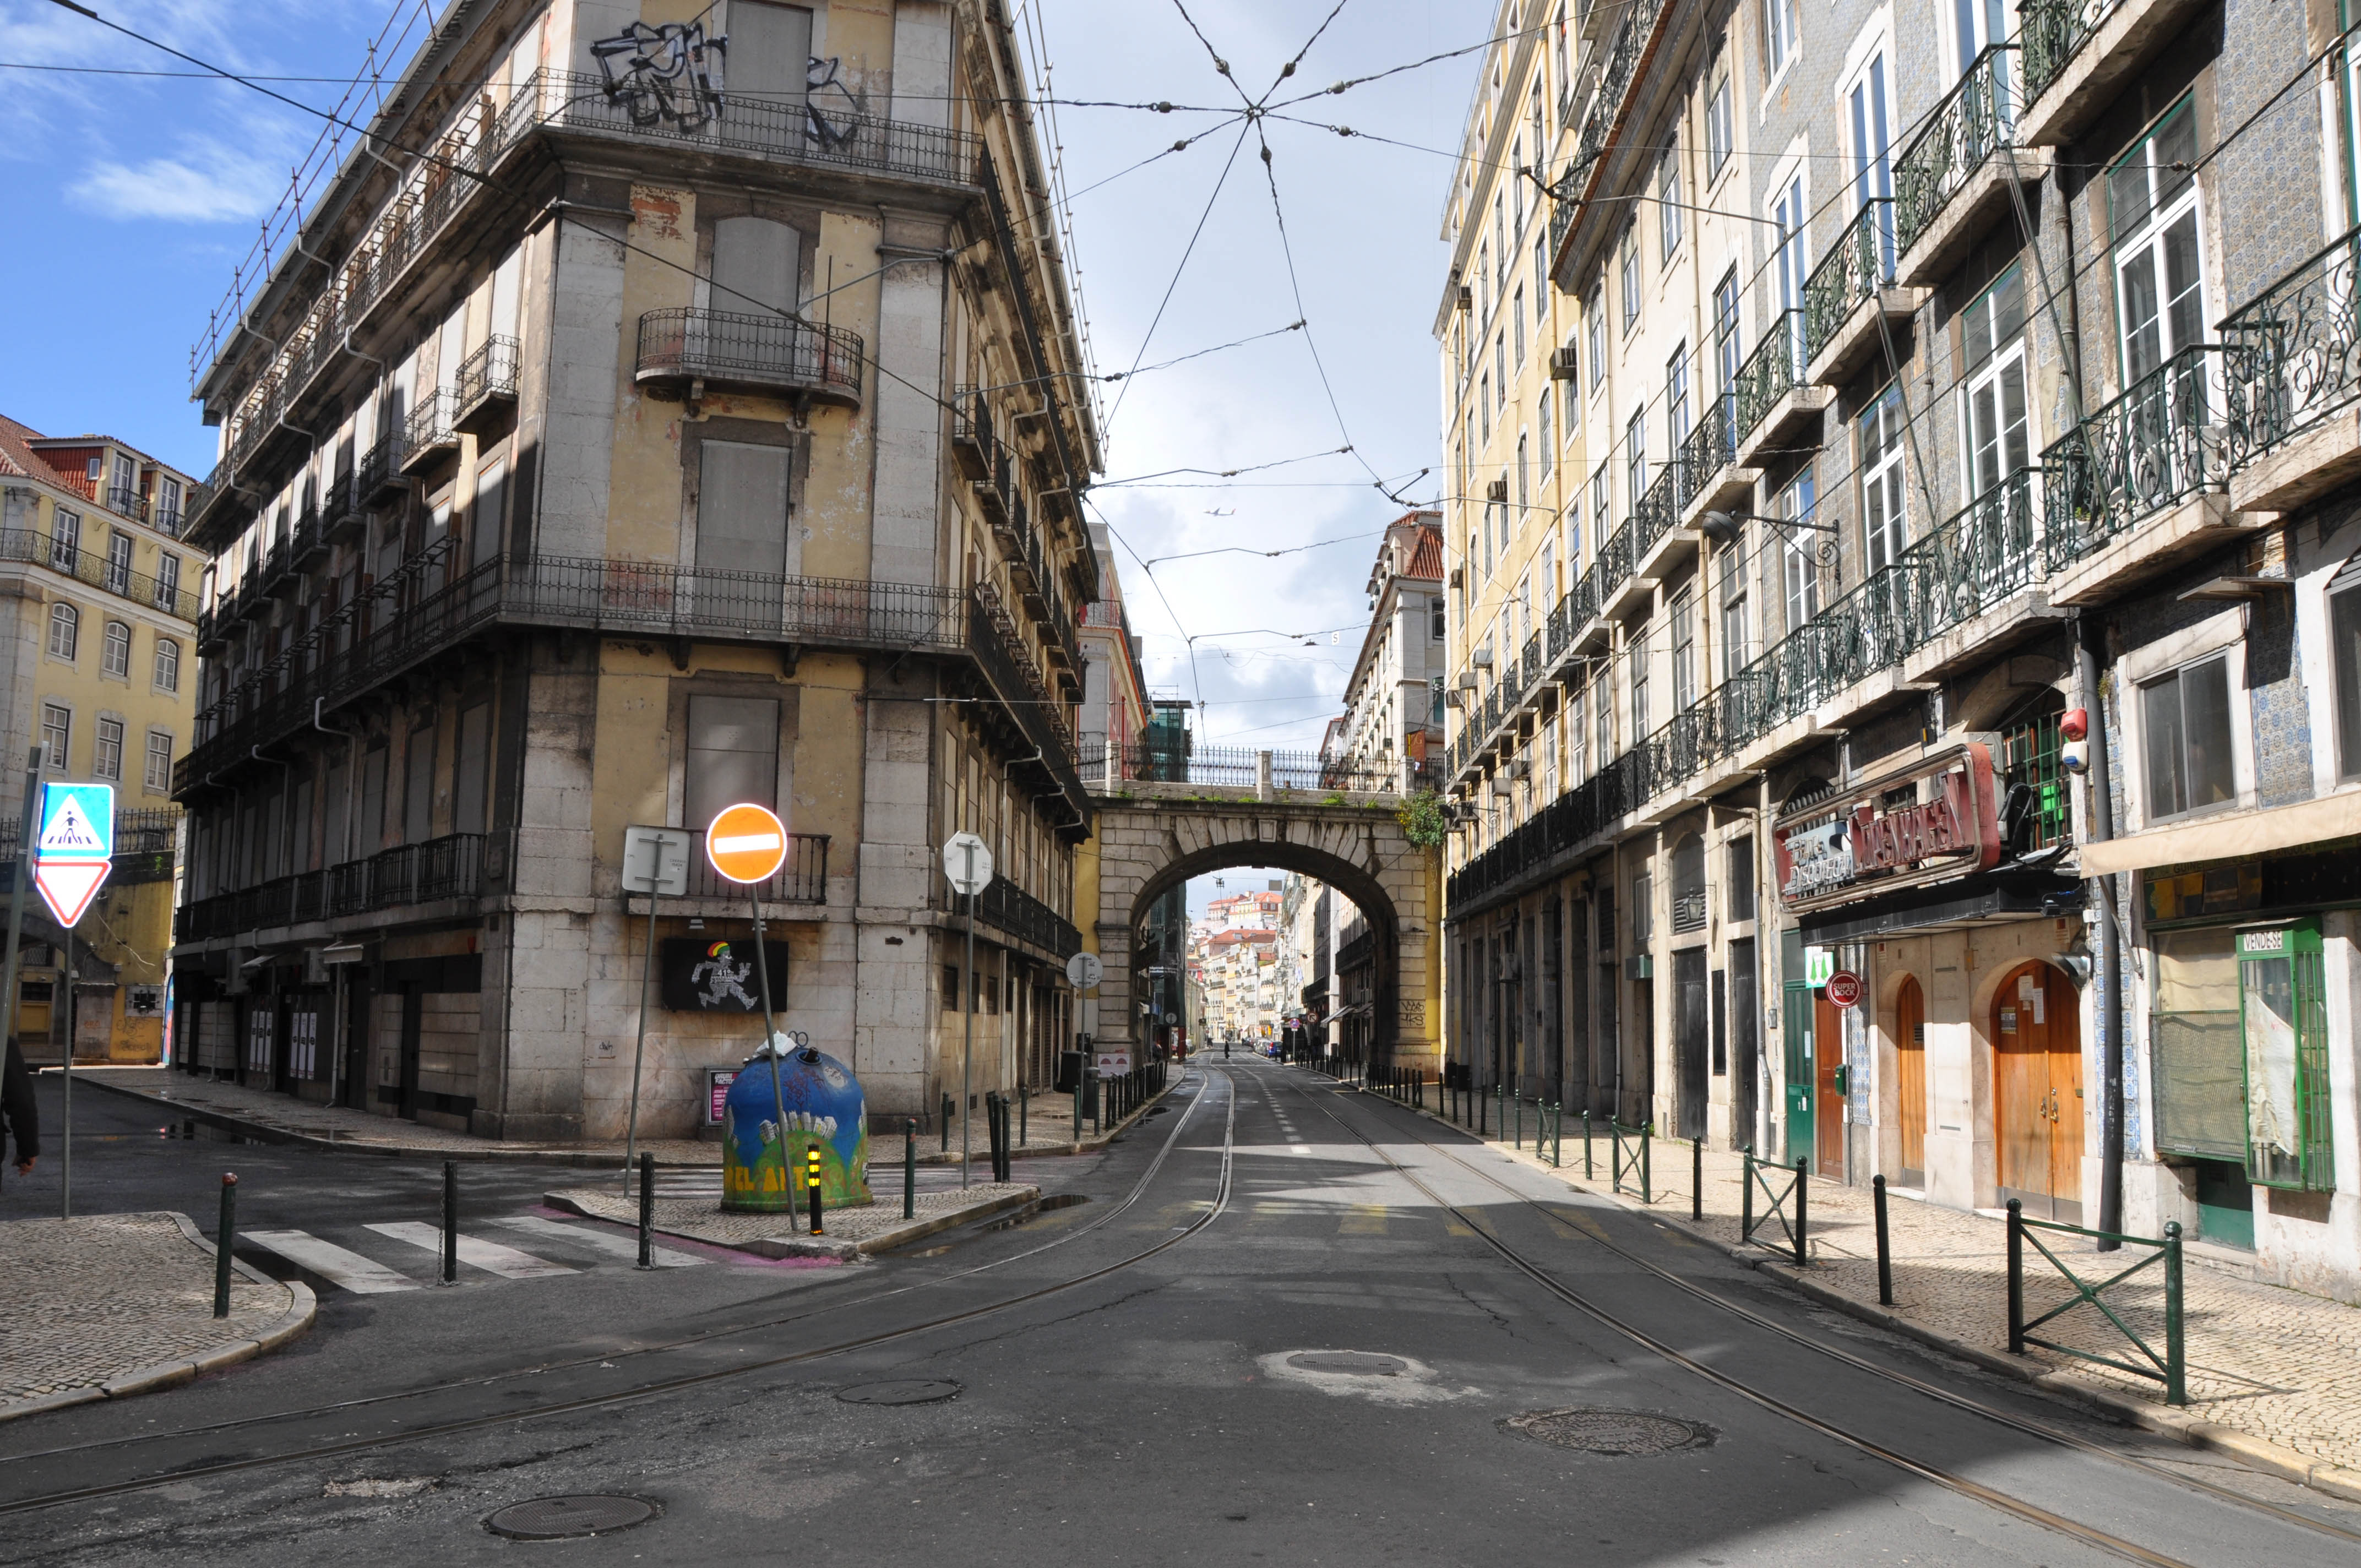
xmin=623 ymin=878 xmax=660 ymax=1196
xmin=747 ymin=885 xmax=788 ymax=1206
xmin=962 ymin=875 xmax=976 ymax=1191
xmin=60 ymin=920 xmax=72 ymax=1219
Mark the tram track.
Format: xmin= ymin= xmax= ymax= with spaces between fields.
xmin=1266 ymin=1061 xmax=2357 ymax=1568
xmin=0 ymin=1068 xmax=1238 ymax=1518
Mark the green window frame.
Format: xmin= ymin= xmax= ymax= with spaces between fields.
xmin=2236 ymin=921 xmax=2334 ymax=1191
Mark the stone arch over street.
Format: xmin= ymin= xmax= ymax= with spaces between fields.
xmin=1089 ymin=788 xmax=1440 ymax=1068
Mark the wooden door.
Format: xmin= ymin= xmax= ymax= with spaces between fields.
xmin=1814 ymin=992 xmax=1845 ymax=1174
xmin=1994 ymin=962 xmax=2083 ymax=1219
xmin=1896 ymin=976 xmax=1927 ymax=1180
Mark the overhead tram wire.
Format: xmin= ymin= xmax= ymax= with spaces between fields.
xmin=1100 ymin=120 xmax=1256 ymax=435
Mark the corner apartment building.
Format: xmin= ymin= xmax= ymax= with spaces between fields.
xmin=1439 ymin=0 xmax=2361 ymax=1299
xmin=1334 ymin=510 xmax=1448 ymax=788
xmin=0 ymin=417 xmax=196 ymax=1063
xmin=170 ymin=0 xmax=1101 ymax=1137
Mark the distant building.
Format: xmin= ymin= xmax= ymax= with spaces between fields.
xmin=1335 ymin=511 xmax=1445 ymax=790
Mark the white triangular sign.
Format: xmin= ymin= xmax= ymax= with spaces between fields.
xmin=34 ymin=861 xmax=109 ymax=928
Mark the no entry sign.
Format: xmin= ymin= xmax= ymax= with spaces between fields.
xmin=1825 ymin=970 xmax=1863 ymax=1009
xmin=34 ymin=781 xmax=112 ymax=928
xmin=705 ymin=802 xmax=788 ymax=884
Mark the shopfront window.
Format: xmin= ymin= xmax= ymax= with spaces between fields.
xmin=2150 ymin=928 xmax=2244 ymax=1162
xmin=2237 ymin=923 xmax=2332 ymax=1191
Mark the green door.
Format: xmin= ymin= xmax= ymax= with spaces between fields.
xmin=1783 ymin=981 xmax=1814 ymax=1166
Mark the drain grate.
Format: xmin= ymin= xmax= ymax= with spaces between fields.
xmin=1286 ymin=1351 xmax=1407 ymax=1377
xmin=484 ymin=1495 xmax=659 ymax=1539
xmin=837 ymin=1379 xmax=961 ymax=1406
xmin=1501 ymin=1408 xmax=1715 ymax=1456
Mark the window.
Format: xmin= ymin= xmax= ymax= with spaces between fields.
xmin=93 ymin=717 xmax=122 ymax=781
xmin=47 ymin=601 xmax=77 ymax=660
xmin=1771 ymin=175 xmax=1808 ymax=363
xmin=1568 ymin=683 xmax=1590 ymax=781
xmin=109 ymin=453 xmax=137 ymax=513
xmin=2141 ymin=656 xmax=2235 ymax=820
xmin=1563 ymin=497 xmax=1582 ymax=564
xmin=1633 ymin=872 xmax=1655 ymax=944
xmin=144 ymin=729 xmax=173 ymax=792
xmin=687 ymin=694 xmax=782 ymax=827
xmin=1494 ymin=334 xmax=1507 ymax=410
xmin=1860 ymin=384 xmax=1908 ymax=573
xmin=2110 ymin=102 xmax=2205 ymax=407
xmin=153 ymin=636 xmax=180 ymax=693
xmin=1667 ymin=346 xmax=1691 ymax=456
xmin=1706 ymin=73 xmax=1733 ymax=183
xmin=1720 ymin=545 xmax=1750 ymax=680
xmin=1627 ymin=621 xmax=1650 ymax=739
xmin=105 ymin=533 xmax=133 ymax=596
xmin=1764 ymin=0 xmax=1799 ymax=79
xmin=1962 ymin=265 xmax=2032 ymax=499
xmin=1618 ymin=228 xmax=1641 ymax=333
xmin=454 ymin=702 xmax=491 ymax=836
xmin=2333 ymin=571 xmax=2361 ymax=780
xmin=156 ymin=476 xmax=184 ymax=534
xmin=1848 ymin=53 xmax=1896 ymax=277
xmin=1591 ymin=464 xmax=1611 ymax=539
xmin=40 ymin=704 xmax=68 ymax=770
xmin=1538 ymin=389 xmax=1555 ymax=476
xmin=1657 ymin=143 xmax=1684 ymax=259
xmin=403 ymin=725 xmax=437 ymax=844
xmin=1533 ymin=235 xmax=1548 ymax=325
xmin=1712 ymin=269 xmax=1742 ymax=408
xmin=1586 ymin=284 xmax=1606 ymax=388
xmin=1516 ymin=435 xmax=1530 ymax=513
xmin=1727 ymin=836 xmax=1756 ymax=921
xmin=1778 ymin=466 xmax=1820 ymax=632
xmin=1479 ymin=373 xmax=1492 ymax=440
xmin=695 ymin=442 xmax=793 ymax=577
xmin=1596 ymin=662 xmax=1615 ymax=760
xmin=51 ymin=510 xmax=80 ymax=573
xmin=1513 ymin=287 xmax=1527 ymax=364
xmin=101 ymin=619 xmax=129 ymax=679
xmin=1625 ymin=409 xmax=1647 ymax=509
xmin=1431 ymin=597 xmax=1447 ymax=639
xmin=1671 ymin=588 xmax=1697 ymax=711
xmin=155 ymin=551 xmax=182 ymax=612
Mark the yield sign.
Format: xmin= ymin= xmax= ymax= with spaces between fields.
xmin=34 ymin=781 xmax=113 ymax=928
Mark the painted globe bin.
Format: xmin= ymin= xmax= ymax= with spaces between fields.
xmin=721 ymin=1037 xmax=872 ymax=1212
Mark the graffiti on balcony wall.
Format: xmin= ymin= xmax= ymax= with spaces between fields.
xmin=806 ymin=56 xmax=861 ymax=148
xmin=590 ymin=21 xmax=727 ymax=131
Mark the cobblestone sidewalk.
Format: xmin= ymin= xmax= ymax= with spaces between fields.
xmin=1427 ymin=1097 xmax=2361 ymax=1491
xmin=0 ymin=1212 xmax=314 ymax=1420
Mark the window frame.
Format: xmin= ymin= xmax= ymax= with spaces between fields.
xmin=100 ymin=618 xmax=130 ymax=679
xmin=154 ymin=635 xmax=181 ymax=693
xmin=2120 ymin=606 xmax=2251 ymax=830
xmin=47 ymin=600 xmax=78 ymax=661
xmin=93 ymin=715 xmax=123 ymax=782
xmin=144 ymin=729 xmax=174 ymax=793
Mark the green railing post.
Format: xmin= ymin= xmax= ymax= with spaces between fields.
xmin=1740 ymin=1149 xmax=1753 ymax=1240
xmin=2163 ymin=1219 xmax=2186 ymax=1406
xmin=1583 ymin=1110 xmax=1593 ymax=1178
xmin=1792 ymin=1156 xmax=1807 ymax=1267
xmin=1641 ymin=1123 xmax=1653 ymax=1205
xmin=2006 ymin=1198 xmax=2025 ymax=1354
xmin=1691 ymin=1137 xmax=1703 ymax=1222
xmin=1516 ymin=1092 xmax=1524 ymax=1150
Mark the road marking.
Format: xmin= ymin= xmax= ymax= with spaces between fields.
xmin=244 ymin=1229 xmax=422 ymax=1293
xmin=1291 ymin=1145 xmax=1313 ymax=1155
xmin=1339 ymin=1205 xmax=1390 ymax=1235
xmin=491 ymin=1213 xmax=704 ymax=1268
xmin=366 ymin=1221 xmax=578 ymax=1278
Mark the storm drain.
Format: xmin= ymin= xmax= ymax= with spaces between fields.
xmin=1501 ymin=1408 xmax=1715 ymax=1456
xmin=1286 ymin=1351 xmax=1407 ymax=1377
xmin=837 ymin=1379 xmax=961 ymax=1406
xmin=483 ymin=1495 xmax=659 ymax=1539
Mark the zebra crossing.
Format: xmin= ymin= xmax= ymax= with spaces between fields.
xmin=240 ymin=1212 xmax=705 ymax=1295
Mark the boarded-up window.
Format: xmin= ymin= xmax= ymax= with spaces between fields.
xmin=712 ymin=216 xmax=801 ymax=316
xmin=471 ymin=459 xmax=506 ymax=569
xmin=695 ymin=441 xmax=792 ymax=576
xmin=361 ymin=746 xmax=387 ymax=855
xmin=685 ymin=696 xmax=780 ymax=828
xmin=730 ymin=1 xmax=813 ymax=137
xmin=324 ymin=758 xmax=350 ymax=864
xmin=404 ymin=726 xmax=436 ymax=843
xmin=454 ymin=703 xmax=491 ymax=836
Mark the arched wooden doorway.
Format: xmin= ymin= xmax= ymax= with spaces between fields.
xmin=1993 ymin=961 xmax=2083 ymax=1221
xmin=1896 ymin=976 xmax=1925 ymax=1186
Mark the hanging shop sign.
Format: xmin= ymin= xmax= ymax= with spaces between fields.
xmin=1772 ymin=744 xmax=2001 ymax=913
xmin=661 ymin=937 xmax=791 ymax=1012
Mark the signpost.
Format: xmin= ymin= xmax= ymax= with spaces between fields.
xmin=943 ymin=832 xmax=993 ymax=1190
xmin=707 ymin=804 xmax=792 ymax=1206
xmin=34 ymin=779 xmax=112 ymax=1221
xmin=619 ymin=825 xmax=692 ymax=1192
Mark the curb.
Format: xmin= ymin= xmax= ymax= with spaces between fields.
xmin=541 ymin=1184 xmax=1041 ymax=1261
xmin=1350 ymin=1077 xmax=2361 ymax=1507
xmin=0 ymin=1212 xmax=317 ymax=1425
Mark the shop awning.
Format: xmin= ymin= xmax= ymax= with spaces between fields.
xmin=2079 ymin=792 xmax=2361 ymax=876
xmin=1798 ymin=869 xmax=2079 ymax=945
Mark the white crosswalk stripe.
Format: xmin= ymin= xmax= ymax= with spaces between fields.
xmin=244 ymin=1229 xmax=423 ymax=1294
xmin=365 ymin=1221 xmax=578 ymax=1278
xmin=490 ymin=1213 xmax=704 ymax=1268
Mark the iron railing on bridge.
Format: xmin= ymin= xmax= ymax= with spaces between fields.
xmin=1083 ymin=742 xmax=1414 ymax=796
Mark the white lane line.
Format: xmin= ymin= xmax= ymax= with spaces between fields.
xmin=244 ymin=1229 xmax=423 ymax=1294
xmin=1291 ymin=1145 xmax=1313 ymax=1155
xmin=491 ymin=1213 xmax=703 ymax=1268
xmin=366 ymin=1221 xmax=578 ymax=1278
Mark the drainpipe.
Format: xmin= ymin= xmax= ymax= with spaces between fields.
xmin=2076 ymin=614 xmax=2125 ymax=1249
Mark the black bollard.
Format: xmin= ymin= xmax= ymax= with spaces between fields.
xmin=441 ymin=1160 xmax=458 ymax=1284
xmin=1873 ymin=1174 xmax=1893 ymax=1305
xmin=904 ymin=1118 xmax=917 ymax=1218
xmin=1794 ymin=1157 xmax=1809 ymax=1267
xmin=806 ymin=1146 xmax=825 ymax=1235
xmin=941 ymin=1094 xmax=953 ymax=1153
xmin=1693 ymin=1137 xmax=1704 ymax=1222
xmin=637 ymin=1152 xmax=655 ymax=1269
xmin=213 ymin=1173 xmax=237 ymax=1318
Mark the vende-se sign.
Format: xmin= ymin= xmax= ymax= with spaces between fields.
xmin=1772 ymin=744 xmax=2001 ymax=913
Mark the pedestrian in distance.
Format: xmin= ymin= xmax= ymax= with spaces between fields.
xmin=3 ymin=1037 xmax=39 ymax=1175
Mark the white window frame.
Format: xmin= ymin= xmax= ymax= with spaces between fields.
xmin=1859 ymin=383 xmax=1909 ymax=573
xmin=144 ymin=729 xmax=174 ymax=793
xmin=1960 ymin=264 xmax=2036 ymax=504
xmin=2118 ymin=606 xmax=2254 ymax=830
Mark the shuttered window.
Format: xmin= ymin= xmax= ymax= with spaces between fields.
xmin=695 ymin=442 xmax=792 ymax=577
xmin=686 ymin=696 xmax=780 ymax=828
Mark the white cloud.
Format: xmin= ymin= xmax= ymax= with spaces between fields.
xmin=76 ymin=144 xmax=287 ymax=222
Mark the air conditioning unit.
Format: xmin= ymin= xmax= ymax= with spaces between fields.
xmin=1448 ymin=566 xmax=1463 ymax=588
xmin=1491 ymin=779 xmax=1515 ymax=798
xmin=1470 ymin=646 xmax=1492 ymax=668
xmin=1456 ymin=671 xmax=1478 ymax=690
xmin=1509 ymin=759 xmax=1531 ymax=780
xmin=1550 ymin=345 xmax=1579 ymax=380
xmin=1456 ymin=285 xmax=1473 ymax=312
xmin=1443 ymin=688 xmax=1464 ymax=709
xmin=1485 ymin=477 xmax=1509 ymax=503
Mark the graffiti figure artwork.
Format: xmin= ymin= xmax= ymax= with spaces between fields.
xmin=689 ymin=941 xmax=758 ymax=1010
xmin=591 ymin=21 xmax=727 ymax=130
xmin=805 ymin=56 xmax=861 ymax=149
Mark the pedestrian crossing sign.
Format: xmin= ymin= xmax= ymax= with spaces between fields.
xmin=34 ymin=781 xmax=113 ymax=928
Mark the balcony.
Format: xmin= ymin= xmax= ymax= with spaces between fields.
xmin=356 ymin=432 xmax=408 ymax=512
xmin=1675 ymin=395 xmax=1756 ymax=531
xmin=2017 ymin=0 xmax=2211 ymax=148
xmin=973 ymin=875 xmax=1082 ymax=960
xmin=667 ymin=827 xmax=828 ymax=907
xmin=176 ymin=832 xmax=489 ymax=944
xmin=633 ymin=310 xmax=863 ymax=407
xmin=1732 ymin=310 xmax=1832 ymax=469
xmin=399 ymin=389 xmax=460 ymax=475
xmin=1893 ymin=47 xmax=2038 ymax=287
xmin=1802 ymin=199 xmax=1925 ymax=388
xmin=0 ymin=529 xmax=199 ymax=623
xmin=289 ymin=505 xmax=327 ymax=570
xmin=453 ymin=335 xmax=520 ymax=433
xmin=2040 ymin=345 xmax=2262 ymax=604
xmin=951 ymin=389 xmax=997 ymax=480
xmin=2221 ymin=228 xmax=2361 ymax=514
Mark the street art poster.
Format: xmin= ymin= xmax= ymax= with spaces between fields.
xmin=661 ymin=937 xmax=790 ymax=1013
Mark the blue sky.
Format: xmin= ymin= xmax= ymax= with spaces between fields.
xmin=0 ymin=0 xmax=1478 ymax=752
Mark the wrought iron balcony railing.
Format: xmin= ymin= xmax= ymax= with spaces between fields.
xmin=401 ymin=388 xmax=459 ymax=471
xmin=1631 ymin=460 xmax=1680 ymax=562
xmin=2220 ymin=228 xmax=2361 ymax=467
xmin=2019 ymin=0 xmax=2121 ymax=107
xmin=1731 ymin=309 xmax=1805 ymax=449
xmin=2041 ymin=344 xmax=2226 ymax=571
xmin=679 ymin=828 xmax=828 ymax=904
xmin=1894 ymin=46 xmax=2019 ymax=259
xmin=1802 ymin=199 xmax=1898 ymax=366
xmin=0 ymin=529 xmax=198 ymax=622
xmin=454 ymin=334 xmax=520 ymax=423
xmin=1677 ymin=395 xmax=1738 ymax=509
xmin=634 ymin=309 xmax=864 ymax=404
xmin=975 ymin=874 xmax=1082 ymax=959
xmin=176 ymin=832 xmax=489 ymax=943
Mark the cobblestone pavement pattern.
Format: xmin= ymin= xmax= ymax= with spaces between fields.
xmin=0 ymin=1213 xmax=299 ymax=1406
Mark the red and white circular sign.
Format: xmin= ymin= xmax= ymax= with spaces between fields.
xmin=1825 ymin=970 xmax=1863 ymax=1009
xmin=705 ymin=802 xmax=788 ymax=884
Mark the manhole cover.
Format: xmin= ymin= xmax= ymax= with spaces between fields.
xmin=837 ymin=1379 xmax=961 ymax=1406
xmin=1286 ymin=1351 xmax=1407 ymax=1376
xmin=484 ymin=1495 xmax=659 ymax=1539
xmin=1502 ymin=1408 xmax=1715 ymax=1456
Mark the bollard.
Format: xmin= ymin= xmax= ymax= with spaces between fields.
xmin=806 ymin=1146 xmax=825 ymax=1235
xmin=1793 ymin=1157 xmax=1809 ymax=1268
xmin=441 ymin=1160 xmax=459 ymax=1284
xmin=904 ymin=1118 xmax=918 ymax=1219
xmin=1552 ymin=1103 xmax=1563 ymax=1167
xmin=2163 ymin=1221 xmax=2186 ymax=1406
xmin=942 ymin=1094 xmax=954 ymax=1153
xmin=1740 ymin=1149 xmax=1753 ymax=1239
xmin=1583 ymin=1110 xmax=1593 ymax=1178
xmin=1640 ymin=1123 xmax=1653 ymax=1204
xmin=1019 ymin=1081 xmax=1028 ymax=1148
xmin=213 ymin=1173 xmax=238 ymax=1318
xmin=1693 ymin=1138 xmax=1704 ymax=1222
xmin=984 ymin=1092 xmax=1001 ymax=1181
xmin=1515 ymin=1092 xmax=1524 ymax=1150
xmin=1873 ymin=1174 xmax=1892 ymax=1305
xmin=183 ymin=1117 xmax=195 ymax=1140
xmin=2005 ymin=1199 xmax=2025 ymax=1353
xmin=637 ymin=1153 xmax=655 ymax=1270
xmin=1073 ymin=1077 xmax=1082 ymax=1142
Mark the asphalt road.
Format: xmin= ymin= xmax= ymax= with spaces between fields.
xmin=3 ymin=1059 xmax=2358 ymax=1565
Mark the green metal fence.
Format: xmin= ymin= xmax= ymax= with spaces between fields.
xmin=1610 ymin=1119 xmax=1652 ymax=1202
xmin=1740 ymin=1150 xmax=1808 ymax=1266
xmin=2006 ymin=1200 xmax=2186 ymax=1405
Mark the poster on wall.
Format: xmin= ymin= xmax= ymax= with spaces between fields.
xmin=660 ymin=938 xmax=791 ymax=1012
